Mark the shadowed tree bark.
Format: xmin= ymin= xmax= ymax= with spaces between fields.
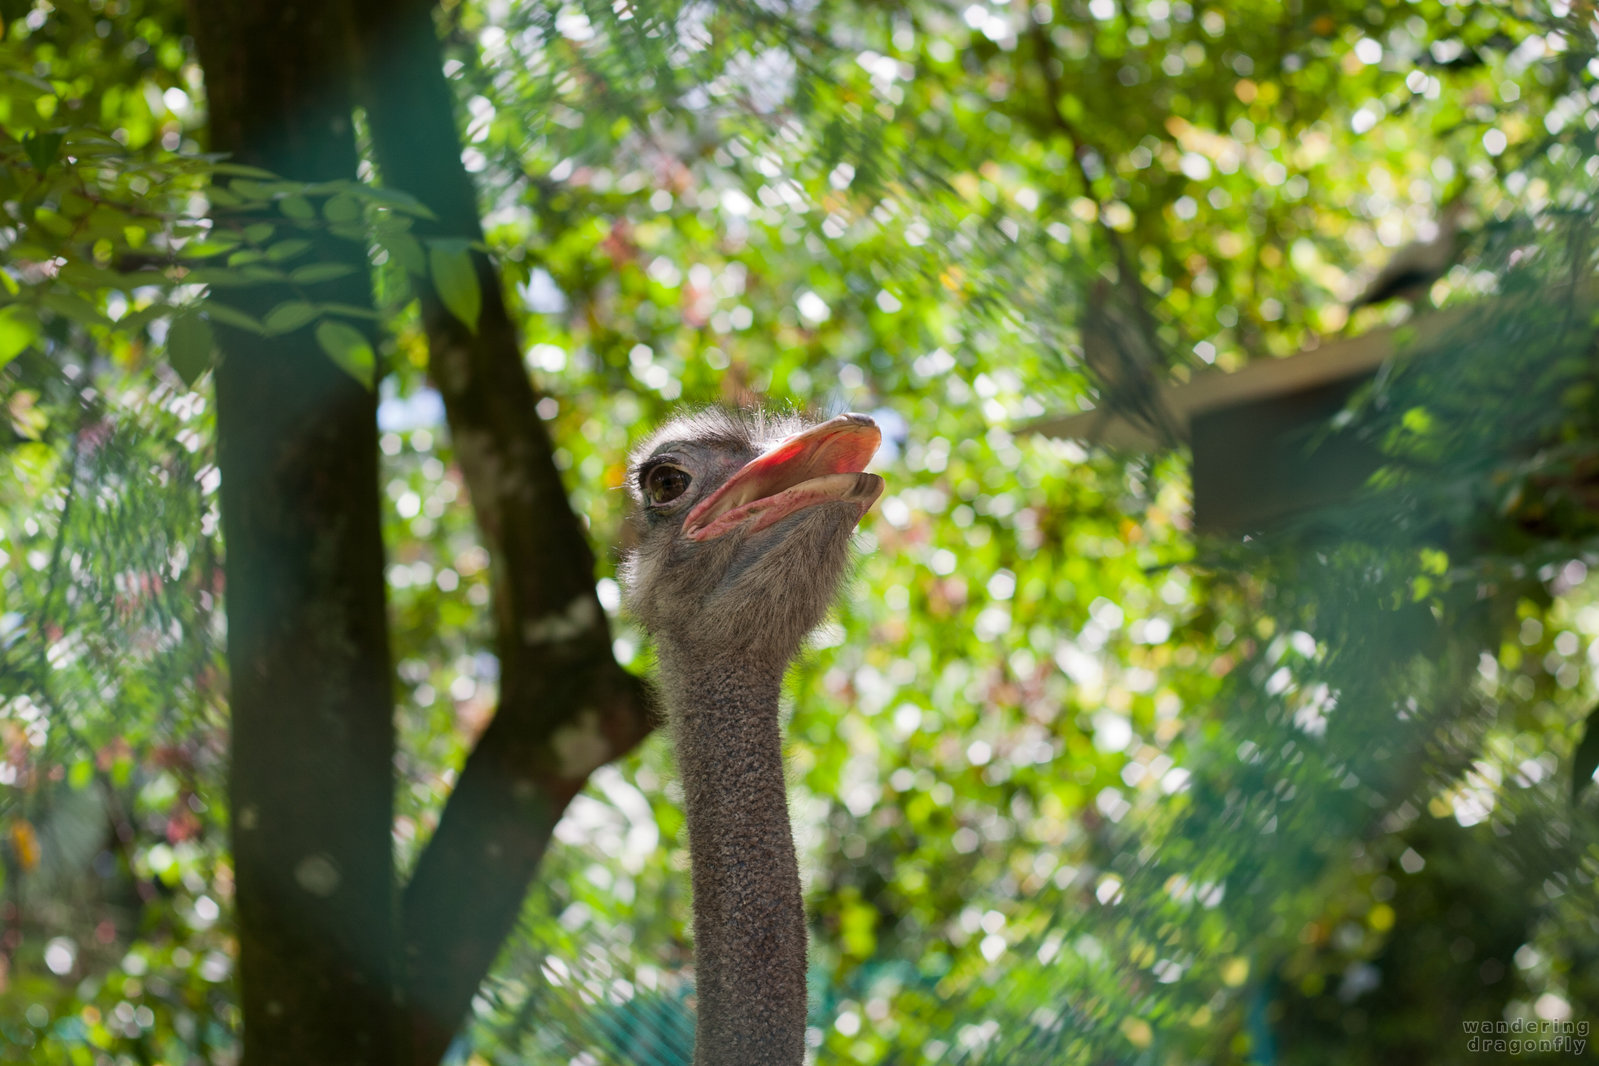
xmin=191 ymin=0 xmax=654 ymax=1062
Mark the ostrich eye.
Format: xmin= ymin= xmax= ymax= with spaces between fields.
xmin=643 ymin=464 xmax=691 ymax=506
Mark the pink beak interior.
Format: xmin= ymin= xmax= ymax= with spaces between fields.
xmin=683 ymin=414 xmax=886 ymax=542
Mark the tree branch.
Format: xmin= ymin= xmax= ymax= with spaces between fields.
xmin=342 ymin=1 xmax=655 ymax=1061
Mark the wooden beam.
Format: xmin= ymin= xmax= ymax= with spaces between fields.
xmin=1018 ymin=304 xmax=1476 ymax=449
xmin=1020 ymin=285 xmax=1595 ymax=532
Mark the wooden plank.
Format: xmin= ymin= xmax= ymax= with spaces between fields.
xmin=1018 ymin=305 xmax=1476 ymax=449
xmin=1021 ymin=284 xmax=1595 ymax=531
xmin=1189 ymin=371 xmax=1381 ymax=533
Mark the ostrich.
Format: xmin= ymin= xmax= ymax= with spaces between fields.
xmin=619 ymin=408 xmax=885 ymax=1065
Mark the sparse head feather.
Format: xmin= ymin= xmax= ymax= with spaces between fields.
xmin=625 ymin=407 xmax=807 ymax=496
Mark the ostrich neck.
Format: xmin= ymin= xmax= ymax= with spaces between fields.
xmin=659 ymin=644 xmax=807 ymax=1066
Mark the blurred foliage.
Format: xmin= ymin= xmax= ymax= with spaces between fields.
xmin=3 ymin=0 xmax=1599 ymax=1063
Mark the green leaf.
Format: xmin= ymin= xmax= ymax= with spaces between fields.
xmin=117 ymin=304 xmax=166 ymax=332
xmin=21 ymin=130 xmax=64 ymax=172
xmin=59 ymin=191 xmax=94 ymax=218
xmin=429 ymin=243 xmax=481 ymax=334
xmin=211 ymin=162 xmax=280 ymax=180
xmin=324 ymin=193 xmax=362 ymax=223
xmin=227 ymin=179 xmax=279 ymax=201
xmin=167 ymin=312 xmax=216 ymax=387
xmin=61 ymin=130 xmax=124 ymax=155
xmin=0 ymin=304 xmax=38 ymax=368
xmin=180 ymin=268 xmax=264 ymax=288
xmin=237 ymin=266 xmax=290 ymax=284
xmin=1573 ymin=703 xmax=1599 ymax=803
xmin=202 ymin=302 xmax=268 ymax=335
xmin=243 ymin=222 xmax=276 ymax=243
xmin=383 ymin=232 xmax=427 ymax=276
xmin=300 ymin=180 xmax=359 ymax=198
xmin=55 ymin=261 xmax=128 ymax=291
xmin=262 ymin=301 xmax=319 ymax=334
xmin=314 ymin=319 xmax=376 ymax=387
xmin=315 ymin=303 xmax=381 ymax=320
xmin=265 ymin=238 xmax=313 ymax=262
xmin=291 ymin=262 xmax=358 ymax=284
xmin=279 ymin=195 xmax=316 ymax=221
xmin=179 ymin=236 xmax=242 ymax=259
xmin=33 ymin=208 xmax=74 ymax=237
xmin=363 ymin=187 xmax=437 ymax=219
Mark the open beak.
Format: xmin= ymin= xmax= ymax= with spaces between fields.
xmin=683 ymin=413 xmax=886 ymax=542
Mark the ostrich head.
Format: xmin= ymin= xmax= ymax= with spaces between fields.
xmin=620 ymin=408 xmax=885 ymax=664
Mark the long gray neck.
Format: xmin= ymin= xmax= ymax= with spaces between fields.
xmin=658 ymin=644 xmax=807 ymax=1066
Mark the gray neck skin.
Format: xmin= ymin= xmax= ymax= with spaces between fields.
xmin=658 ymin=644 xmax=807 ymax=1066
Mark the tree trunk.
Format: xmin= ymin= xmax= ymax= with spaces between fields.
xmin=188 ymin=4 xmax=396 ymax=1064
xmin=190 ymin=0 xmax=655 ymax=1060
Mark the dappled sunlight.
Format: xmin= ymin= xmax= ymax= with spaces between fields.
xmin=4 ymin=0 xmax=1599 ymax=1063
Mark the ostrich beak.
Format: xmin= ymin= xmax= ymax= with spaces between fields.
xmin=683 ymin=413 xmax=886 ymax=542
